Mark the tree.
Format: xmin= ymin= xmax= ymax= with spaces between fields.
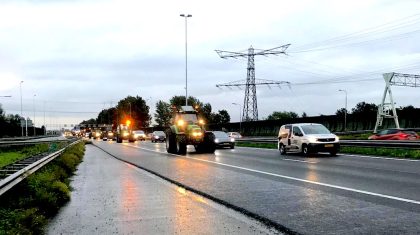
xmin=80 ymin=118 xmax=97 ymax=125
xmin=116 ymin=96 xmax=150 ymax=129
xmin=335 ymin=108 xmax=347 ymax=117
xmin=351 ymin=102 xmax=377 ymax=116
xmin=97 ymin=107 xmax=116 ymax=125
xmin=154 ymin=100 xmax=172 ymax=127
xmin=169 ymin=96 xmax=203 ymax=109
xmin=301 ymin=112 xmax=308 ymax=118
xmin=266 ymin=111 xmax=299 ymax=120
xmin=217 ymin=110 xmax=230 ymax=124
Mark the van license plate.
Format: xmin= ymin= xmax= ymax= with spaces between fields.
xmin=325 ymin=144 xmax=334 ymax=148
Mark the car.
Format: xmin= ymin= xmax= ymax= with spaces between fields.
xmin=228 ymin=132 xmax=242 ymax=139
xmin=368 ymin=128 xmax=419 ymax=140
xmin=151 ymin=131 xmax=166 ymax=142
xmin=212 ymin=131 xmax=235 ymax=149
xmin=91 ymin=130 xmax=102 ymax=139
xmin=102 ymin=131 xmax=115 ymax=141
xmin=132 ymin=130 xmax=146 ymax=141
xmin=278 ymin=123 xmax=339 ymax=156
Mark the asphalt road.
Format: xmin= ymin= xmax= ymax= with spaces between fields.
xmin=92 ymin=139 xmax=420 ymax=234
xmin=47 ymin=144 xmax=280 ymax=234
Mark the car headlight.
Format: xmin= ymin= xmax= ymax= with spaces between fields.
xmin=230 ymin=138 xmax=235 ymax=142
xmin=307 ymin=136 xmax=317 ymax=143
xmin=335 ymin=137 xmax=339 ymax=142
xmin=154 ymin=136 xmax=159 ymax=139
xmin=215 ymin=138 xmax=219 ymax=143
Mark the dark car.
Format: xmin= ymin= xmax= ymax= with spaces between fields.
xmin=151 ymin=131 xmax=166 ymax=142
xmin=368 ymin=128 xmax=419 ymax=140
xmin=212 ymin=131 xmax=235 ymax=149
xmin=102 ymin=131 xmax=115 ymax=141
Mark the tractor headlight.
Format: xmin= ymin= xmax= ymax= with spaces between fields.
xmin=199 ymin=119 xmax=205 ymax=125
xmin=177 ymin=119 xmax=185 ymax=126
xmin=123 ymin=132 xmax=129 ymax=137
xmin=109 ymin=133 xmax=114 ymax=136
xmin=192 ymin=132 xmax=203 ymax=137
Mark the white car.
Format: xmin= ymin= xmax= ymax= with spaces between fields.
xmin=228 ymin=132 xmax=242 ymax=139
xmin=278 ymin=123 xmax=339 ymax=156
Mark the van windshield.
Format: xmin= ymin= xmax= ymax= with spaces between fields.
xmin=301 ymin=125 xmax=330 ymax=134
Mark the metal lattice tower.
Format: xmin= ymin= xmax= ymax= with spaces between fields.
xmin=374 ymin=72 xmax=420 ymax=133
xmin=215 ymin=44 xmax=290 ymax=121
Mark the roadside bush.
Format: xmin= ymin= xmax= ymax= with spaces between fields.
xmin=0 ymin=142 xmax=85 ymax=234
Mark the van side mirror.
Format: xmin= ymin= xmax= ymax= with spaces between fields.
xmin=280 ymin=133 xmax=288 ymax=138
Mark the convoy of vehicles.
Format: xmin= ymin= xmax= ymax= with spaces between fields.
xmin=278 ymin=123 xmax=340 ymax=156
xmin=165 ymin=106 xmax=216 ymax=154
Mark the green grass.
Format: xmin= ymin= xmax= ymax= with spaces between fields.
xmin=0 ymin=143 xmax=67 ymax=169
xmin=237 ymin=141 xmax=420 ymax=159
xmin=0 ymin=152 xmax=25 ymax=168
xmin=0 ymin=142 xmax=85 ymax=235
xmin=341 ymin=146 xmax=420 ymax=159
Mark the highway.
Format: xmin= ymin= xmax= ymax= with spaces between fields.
xmin=92 ymin=140 xmax=420 ymax=234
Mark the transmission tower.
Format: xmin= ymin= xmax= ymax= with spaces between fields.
xmin=374 ymin=72 xmax=420 ymax=133
xmin=215 ymin=44 xmax=290 ymax=121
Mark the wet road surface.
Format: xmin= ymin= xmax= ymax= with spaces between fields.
xmin=90 ymin=139 xmax=420 ymax=234
xmin=47 ymin=144 xmax=281 ymax=235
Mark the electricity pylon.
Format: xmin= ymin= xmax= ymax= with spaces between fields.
xmin=374 ymin=72 xmax=420 ymax=133
xmin=215 ymin=44 xmax=290 ymax=121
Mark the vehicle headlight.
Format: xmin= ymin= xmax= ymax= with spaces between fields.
xmin=230 ymin=138 xmax=235 ymax=142
xmin=177 ymin=119 xmax=185 ymax=126
xmin=335 ymin=137 xmax=339 ymax=142
xmin=199 ymin=119 xmax=205 ymax=125
xmin=192 ymin=132 xmax=202 ymax=137
xmin=123 ymin=132 xmax=129 ymax=137
xmin=134 ymin=134 xmax=139 ymax=138
xmin=215 ymin=138 xmax=219 ymax=143
xmin=109 ymin=133 xmax=114 ymax=136
xmin=154 ymin=136 xmax=159 ymax=139
xmin=95 ymin=133 xmax=100 ymax=137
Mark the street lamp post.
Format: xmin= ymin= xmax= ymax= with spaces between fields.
xmin=338 ymin=89 xmax=348 ymax=132
xmin=232 ymin=103 xmax=242 ymax=134
xmin=20 ymin=81 xmax=24 ymax=137
xmin=33 ymin=94 xmax=36 ymax=136
xmin=180 ymin=13 xmax=192 ymax=106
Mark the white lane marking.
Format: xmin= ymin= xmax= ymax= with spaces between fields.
xmin=126 ymin=144 xmax=420 ymax=205
xmin=282 ymin=158 xmax=318 ymax=164
xmin=344 ymin=153 xmax=420 ymax=162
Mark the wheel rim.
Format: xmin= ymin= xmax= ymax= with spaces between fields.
xmin=281 ymin=145 xmax=286 ymax=154
xmin=303 ymin=146 xmax=308 ymax=154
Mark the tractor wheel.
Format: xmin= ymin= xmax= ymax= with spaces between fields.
xmin=166 ymin=129 xmax=176 ymax=154
xmin=176 ymin=134 xmax=187 ymax=155
xmin=202 ymin=132 xmax=216 ymax=153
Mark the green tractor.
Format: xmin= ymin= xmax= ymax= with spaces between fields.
xmin=116 ymin=120 xmax=135 ymax=143
xmin=166 ymin=106 xmax=216 ymax=155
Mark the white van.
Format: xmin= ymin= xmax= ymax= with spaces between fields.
xmin=278 ymin=123 xmax=340 ymax=156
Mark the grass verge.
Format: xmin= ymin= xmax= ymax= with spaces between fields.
xmin=0 ymin=143 xmax=69 ymax=169
xmin=0 ymin=141 xmax=85 ymax=234
xmin=237 ymin=142 xmax=420 ymax=159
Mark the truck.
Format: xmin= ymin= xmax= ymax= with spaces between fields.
xmin=165 ymin=106 xmax=216 ymax=154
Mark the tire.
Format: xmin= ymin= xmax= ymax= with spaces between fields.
xmin=279 ymin=143 xmax=287 ymax=155
xmin=175 ymin=135 xmax=187 ymax=155
xmin=166 ymin=129 xmax=176 ymax=154
xmin=230 ymin=144 xmax=235 ymax=149
xmin=330 ymin=150 xmax=338 ymax=156
xmin=116 ymin=137 xmax=122 ymax=143
xmin=302 ymin=144 xmax=309 ymax=156
xmin=203 ymin=132 xmax=216 ymax=153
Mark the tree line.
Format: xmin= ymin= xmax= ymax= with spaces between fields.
xmin=81 ymin=95 xmax=231 ymax=130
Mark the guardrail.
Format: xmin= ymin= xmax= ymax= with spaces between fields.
xmin=0 ymin=137 xmax=77 ymax=147
xmin=236 ymin=138 xmax=420 ymax=150
xmin=0 ymin=139 xmax=81 ymax=196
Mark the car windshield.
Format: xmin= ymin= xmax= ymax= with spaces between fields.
xmin=134 ymin=131 xmax=144 ymax=134
xmin=213 ymin=131 xmax=228 ymax=137
xmin=402 ymin=130 xmax=417 ymax=135
xmin=300 ymin=125 xmax=331 ymax=134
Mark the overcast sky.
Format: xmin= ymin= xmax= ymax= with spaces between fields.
xmin=1 ymin=0 xmax=419 ymax=129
